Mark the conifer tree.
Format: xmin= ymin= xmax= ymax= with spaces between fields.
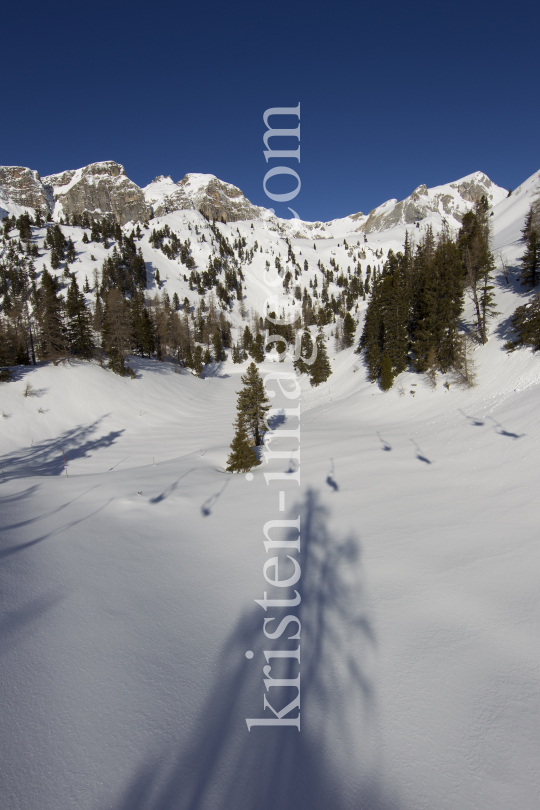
xmin=309 ymin=332 xmax=332 ymax=386
xmin=212 ymin=330 xmax=226 ymax=362
xmin=36 ymin=269 xmax=65 ymax=359
xmin=226 ymin=412 xmax=258 ymax=472
xmin=342 ymin=312 xmax=356 ymax=348
xmin=379 ymin=353 xmax=394 ymax=390
xmin=101 ymin=288 xmax=133 ymax=375
xmin=192 ymin=345 xmax=204 ymax=376
xmin=458 ymin=196 xmax=497 ymax=343
xmin=66 ymin=276 xmax=94 ymax=358
xmin=249 ymin=332 xmax=265 ymax=362
xmin=293 ymin=327 xmax=314 ymax=375
xmin=131 ymin=291 xmax=155 ymax=356
xmin=519 ymin=207 xmax=540 ymax=288
xmin=236 ymin=362 xmax=270 ymax=446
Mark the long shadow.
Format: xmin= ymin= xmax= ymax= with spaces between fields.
xmin=325 ymin=457 xmax=339 ymax=491
xmin=0 ymin=492 xmax=113 ymax=558
xmin=410 ymin=439 xmax=432 ymax=464
xmin=110 ymin=489 xmax=401 ymax=810
xmin=377 ymin=432 xmax=392 ymax=451
xmin=487 ymin=415 xmax=525 ymax=440
xmin=458 ymin=409 xmax=484 ymax=427
xmin=200 ymin=478 xmax=230 ymax=516
xmin=150 ymin=469 xmax=197 ymax=504
xmin=0 ymin=417 xmax=124 ymax=479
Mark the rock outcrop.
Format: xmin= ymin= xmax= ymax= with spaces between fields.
xmin=0 ymin=166 xmax=52 ymax=217
xmin=42 ymin=161 xmax=150 ymax=225
xmin=144 ymin=173 xmax=266 ymax=222
xmin=361 ymin=172 xmax=506 ymax=234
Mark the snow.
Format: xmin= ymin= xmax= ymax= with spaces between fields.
xmin=1 ymin=167 xmax=540 ymax=810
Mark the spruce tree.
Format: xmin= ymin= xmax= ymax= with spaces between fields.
xmin=36 ymin=269 xmax=65 ymax=359
xmin=66 ymin=276 xmax=94 ymax=358
xmin=192 ymin=345 xmax=204 ymax=376
xmin=101 ymin=288 xmax=133 ymax=375
xmin=249 ymin=332 xmax=265 ymax=362
xmin=379 ymin=353 xmax=394 ymax=390
xmin=342 ymin=312 xmax=356 ymax=348
xmin=226 ymin=413 xmax=258 ymax=472
xmin=519 ymin=208 xmax=540 ymax=288
xmin=236 ymin=362 xmax=270 ymax=446
xmin=458 ymin=197 xmax=497 ymax=343
xmin=309 ymin=332 xmax=332 ymax=386
xmin=293 ymin=327 xmax=314 ymax=374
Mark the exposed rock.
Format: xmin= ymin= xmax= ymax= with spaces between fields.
xmin=42 ymin=161 xmax=150 ymax=225
xmin=146 ymin=173 xmax=267 ymax=222
xmin=0 ymin=166 xmax=52 ymax=217
xmin=361 ymin=171 xmax=506 ymax=234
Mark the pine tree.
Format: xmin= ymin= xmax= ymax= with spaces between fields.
xmin=236 ymin=362 xmax=270 ymax=446
xmin=293 ymin=327 xmax=314 ymax=374
xmin=212 ymin=330 xmax=226 ymax=362
xmin=249 ymin=332 xmax=265 ymax=362
xmin=458 ymin=197 xmax=497 ymax=343
xmin=519 ymin=208 xmax=540 ymax=288
xmin=66 ymin=276 xmax=94 ymax=358
xmin=379 ymin=353 xmax=394 ymax=390
xmin=203 ymin=347 xmax=212 ymax=365
xmin=342 ymin=312 xmax=356 ymax=348
xmin=226 ymin=412 xmax=258 ymax=472
xmin=506 ymin=293 xmax=540 ymax=352
xmin=192 ymin=345 xmax=204 ymax=376
xmin=36 ymin=269 xmax=65 ymax=359
xmin=101 ymin=288 xmax=133 ymax=375
xmin=309 ymin=332 xmax=332 ymax=386
xmin=131 ymin=291 xmax=155 ymax=357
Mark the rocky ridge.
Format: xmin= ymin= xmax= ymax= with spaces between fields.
xmin=0 ymin=162 xmax=508 ymax=237
xmin=143 ymin=173 xmax=268 ymax=222
xmin=42 ymin=161 xmax=149 ymax=226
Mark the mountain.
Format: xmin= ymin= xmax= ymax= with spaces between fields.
xmin=0 ymin=161 xmax=508 ymax=237
xmin=143 ymin=173 xmax=268 ymax=222
xmin=42 ymin=161 xmax=149 ymax=226
xmin=0 ymin=166 xmax=52 ymax=218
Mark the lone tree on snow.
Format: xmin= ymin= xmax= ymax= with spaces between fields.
xmin=226 ymin=413 xmax=258 ymax=473
xmin=236 ymin=362 xmax=270 ymax=446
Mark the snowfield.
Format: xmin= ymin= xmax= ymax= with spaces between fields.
xmin=1 ymin=170 xmax=539 ymax=810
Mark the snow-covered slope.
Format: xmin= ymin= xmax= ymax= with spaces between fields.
xmin=1 ymin=166 xmax=540 ymax=810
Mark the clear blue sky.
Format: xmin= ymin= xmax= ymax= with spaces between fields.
xmin=1 ymin=0 xmax=538 ymax=222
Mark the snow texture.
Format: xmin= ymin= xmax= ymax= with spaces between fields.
xmin=0 ymin=168 xmax=539 ymax=810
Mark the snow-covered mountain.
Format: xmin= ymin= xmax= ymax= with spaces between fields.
xmin=143 ymin=173 xmax=270 ymax=222
xmin=0 ymin=161 xmax=508 ymax=239
xmin=42 ymin=161 xmax=149 ymax=226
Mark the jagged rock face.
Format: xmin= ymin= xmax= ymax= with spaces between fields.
xmin=148 ymin=173 xmax=265 ymax=222
xmin=0 ymin=166 xmax=52 ymax=216
xmin=361 ymin=172 xmax=505 ymax=234
xmin=42 ymin=161 xmax=150 ymax=226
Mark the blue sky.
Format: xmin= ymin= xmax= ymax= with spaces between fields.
xmin=1 ymin=0 xmax=538 ymax=222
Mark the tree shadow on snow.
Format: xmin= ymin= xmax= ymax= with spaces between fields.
xmin=410 ymin=439 xmax=433 ymax=464
xmin=0 ymin=485 xmax=111 ymax=559
xmin=0 ymin=417 xmax=124 ymax=480
xmin=109 ymin=489 xmax=403 ymax=810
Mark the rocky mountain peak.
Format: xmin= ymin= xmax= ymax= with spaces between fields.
xmin=144 ymin=173 xmax=267 ymax=222
xmin=42 ymin=161 xmax=149 ymax=226
xmin=0 ymin=166 xmax=52 ymax=217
